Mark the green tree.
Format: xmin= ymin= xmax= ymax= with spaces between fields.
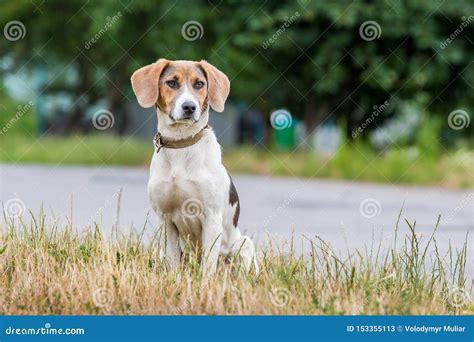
xmin=1 ymin=0 xmax=472 ymax=141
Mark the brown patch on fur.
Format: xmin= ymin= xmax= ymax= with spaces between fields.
xmin=201 ymin=95 xmax=209 ymax=113
xmin=131 ymin=59 xmax=169 ymax=108
xmin=131 ymin=59 xmax=229 ymax=114
xmin=157 ymin=62 xmax=208 ymax=114
xmin=228 ymin=175 xmax=240 ymax=227
xmin=198 ymin=60 xmax=230 ymax=112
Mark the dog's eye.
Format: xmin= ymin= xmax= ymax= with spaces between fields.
xmin=166 ymin=80 xmax=179 ymax=89
xmin=194 ymin=81 xmax=205 ymax=89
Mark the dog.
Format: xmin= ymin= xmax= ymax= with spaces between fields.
xmin=131 ymin=59 xmax=257 ymax=274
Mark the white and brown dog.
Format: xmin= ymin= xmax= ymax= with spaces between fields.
xmin=131 ymin=59 xmax=257 ymax=273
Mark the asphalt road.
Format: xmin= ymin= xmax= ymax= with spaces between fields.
xmin=1 ymin=164 xmax=472 ymax=268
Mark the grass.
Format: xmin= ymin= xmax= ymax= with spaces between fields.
xmin=0 ymin=95 xmax=472 ymax=187
xmin=223 ymin=145 xmax=473 ymax=188
xmin=0 ymin=208 xmax=472 ymax=315
xmin=0 ymin=134 xmax=152 ymax=166
xmin=0 ymin=93 xmax=474 ymax=188
xmin=1 ymin=134 xmax=473 ymax=188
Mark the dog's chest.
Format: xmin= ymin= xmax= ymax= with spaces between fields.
xmin=149 ymin=175 xmax=202 ymax=215
xmin=148 ymin=147 xmax=211 ymax=214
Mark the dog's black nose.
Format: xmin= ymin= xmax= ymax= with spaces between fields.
xmin=182 ymin=101 xmax=196 ymax=116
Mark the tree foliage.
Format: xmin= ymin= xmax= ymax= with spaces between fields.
xmin=0 ymin=0 xmax=472 ymax=140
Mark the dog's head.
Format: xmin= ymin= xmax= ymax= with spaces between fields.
xmin=131 ymin=59 xmax=230 ymax=137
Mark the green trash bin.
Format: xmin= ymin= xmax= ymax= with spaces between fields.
xmin=271 ymin=109 xmax=297 ymax=150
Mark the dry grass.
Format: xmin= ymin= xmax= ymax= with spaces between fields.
xmin=0 ymin=208 xmax=472 ymax=315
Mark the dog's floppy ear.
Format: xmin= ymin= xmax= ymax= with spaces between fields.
xmin=131 ymin=59 xmax=169 ymax=108
xmin=199 ymin=60 xmax=230 ymax=113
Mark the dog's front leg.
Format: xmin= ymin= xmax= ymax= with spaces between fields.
xmin=160 ymin=216 xmax=181 ymax=270
xmin=201 ymin=213 xmax=223 ymax=274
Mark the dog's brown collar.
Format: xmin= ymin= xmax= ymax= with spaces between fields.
xmin=153 ymin=125 xmax=209 ymax=153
